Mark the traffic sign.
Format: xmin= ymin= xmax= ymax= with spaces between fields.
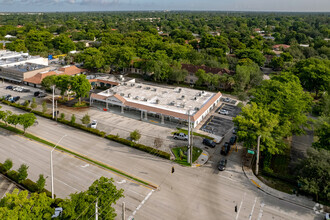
xmin=248 ymin=150 xmax=255 ymax=155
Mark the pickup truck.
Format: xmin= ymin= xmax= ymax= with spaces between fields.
xmin=173 ymin=132 xmax=188 ymax=141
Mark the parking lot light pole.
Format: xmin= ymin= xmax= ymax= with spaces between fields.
xmin=51 ymin=134 xmax=67 ymax=199
xmin=256 ymin=135 xmax=261 ymax=175
xmin=187 ymin=109 xmax=191 ymax=164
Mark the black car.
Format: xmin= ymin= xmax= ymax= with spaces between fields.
xmin=229 ymin=136 xmax=237 ymax=145
xmin=21 ymin=88 xmax=30 ymax=93
xmin=11 ymin=96 xmax=20 ymax=103
xmin=218 ymin=159 xmax=227 ymax=171
xmin=6 ymin=85 xmax=13 ymax=90
xmin=34 ymin=91 xmax=40 ymax=97
xmin=202 ymin=138 xmax=216 ymax=148
xmin=221 ymin=142 xmax=231 ymax=155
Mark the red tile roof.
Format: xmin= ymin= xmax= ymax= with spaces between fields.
xmin=58 ymin=66 xmax=86 ymax=76
xmin=272 ymin=44 xmax=290 ymax=49
xmin=90 ymin=93 xmax=107 ymax=100
xmin=24 ymin=71 xmax=57 ymax=85
xmin=88 ymin=79 xmax=119 ymax=86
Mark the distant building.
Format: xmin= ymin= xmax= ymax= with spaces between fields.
xmin=272 ymin=44 xmax=290 ymax=51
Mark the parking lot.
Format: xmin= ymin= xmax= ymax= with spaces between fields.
xmin=216 ymin=104 xmax=241 ymax=118
xmin=200 ymin=115 xmax=234 ymax=137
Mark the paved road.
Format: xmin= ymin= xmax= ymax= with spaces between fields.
xmin=0 ymin=104 xmax=320 ymax=220
xmin=0 ymin=128 xmax=152 ymax=218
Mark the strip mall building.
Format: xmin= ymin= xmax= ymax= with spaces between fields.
xmin=90 ymin=78 xmax=221 ymax=128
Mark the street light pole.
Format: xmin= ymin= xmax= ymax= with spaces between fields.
xmin=51 ymin=134 xmax=67 ymax=199
xmin=52 ymin=85 xmax=55 ymax=119
xmin=256 ymin=135 xmax=261 ymax=176
xmin=187 ymin=109 xmax=191 ymax=164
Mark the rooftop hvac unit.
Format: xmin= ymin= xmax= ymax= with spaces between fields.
xmin=155 ymin=99 xmax=160 ymax=104
xmin=120 ymin=93 xmax=124 ymax=96
xmin=137 ymin=85 xmax=142 ymax=88
xmin=178 ymin=88 xmax=182 ymax=93
xmin=143 ymin=98 xmax=148 ymax=101
xmin=152 ymin=88 xmax=156 ymax=91
xmin=181 ymin=95 xmax=185 ymax=99
xmin=169 ymin=101 xmax=175 ymax=106
xmin=131 ymin=83 xmax=135 ymax=87
xmin=194 ymin=97 xmax=197 ymax=100
xmin=146 ymin=87 xmax=150 ymax=90
xmin=195 ymin=107 xmax=200 ymax=111
xmin=199 ymin=92 xmax=202 ymax=96
xmin=127 ymin=93 xmax=131 ymax=98
xmin=134 ymin=96 xmax=139 ymax=100
xmin=123 ymin=83 xmax=127 ymax=85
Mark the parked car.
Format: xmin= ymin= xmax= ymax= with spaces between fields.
xmin=37 ymin=92 xmax=47 ymax=98
xmin=223 ymin=97 xmax=231 ymax=102
xmin=34 ymin=91 xmax=40 ymax=97
xmin=173 ymin=132 xmax=188 ymax=141
xmin=324 ymin=213 xmax=329 ymax=220
xmin=21 ymin=88 xmax=30 ymax=93
xmin=4 ymin=94 xmax=11 ymax=100
xmin=221 ymin=142 xmax=231 ymax=156
xmin=219 ymin=109 xmax=229 ymax=115
xmin=10 ymin=96 xmax=20 ymax=103
xmin=91 ymin=120 xmax=98 ymax=129
xmin=202 ymin=138 xmax=216 ymax=148
xmin=52 ymin=207 xmax=63 ymax=218
xmin=229 ymin=136 xmax=237 ymax=145
xmin=5 ymin=85 xmax=13 ymax=90
xmin=218 ymin=159 xmax=227 ymax=171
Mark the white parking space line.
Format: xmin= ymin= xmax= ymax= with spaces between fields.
xmin=249 ymin=197 xmax=258 ymax=220
xmin=236 ymin=192 xmax=246 ymax=220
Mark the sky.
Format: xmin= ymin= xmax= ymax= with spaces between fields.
xmin=0 ymin=0 xmax=330 ymax=12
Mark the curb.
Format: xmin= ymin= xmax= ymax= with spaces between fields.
xmin=241 ymin=165 xmax=314 ymax=210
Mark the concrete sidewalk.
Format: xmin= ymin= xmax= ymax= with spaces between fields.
xmin=242 ymin=165 xmax=316 ymax=210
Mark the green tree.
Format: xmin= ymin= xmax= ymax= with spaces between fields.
xmin=298 ymin=148 xmax=330 ymax=201
xmin=18 ymin=113 xmax=36 ymax=134
xmin=168 ymin=62 xmax=188 ymax=84
xmin=270 ymin=56 xmax=284 ymax=70
xmin=312 ymin=117 xmax=330 ymax=151
xmin=251 ymin=72 xmax=312 ymax=135
xmin=36 ymin=174 xmax=46 ymax=193
xmin=30 ymin=97 xmax=37 ymax=110
xmin=236 ymin=49 xmax=266 ymax=66
xmin=0 ymin=189 xmax=54 ymax=219
xmin=81 ymin=113 xmax=90 ymax=125
xmin=54 ymin=74 xmax=71 ymax=100
xmin=71 ymin=114 xmax=76 ymax=124
xmin=0 ymin=110 xmax=11 ymax=126
xmin=130 ymin=129 xmax=141 ymax=142
xmin=60 ymin=113 xmax=65 ymax=120
xmin=3 ymin=159 xmax=13 ymax=172
xmin=41 ymin=75 xmax=56 ymax=91
xmin=291 ymin=58 xmax=330 ymax=95
xmin=60 ymin=177 xmax=124 ymax=219
xmin=42 ymin=101 xmax=47 ymax=113
xmin=52 ymin=34 xmax=76 ymax=53
xmin=17 ymin=164 xmax=28 ymax=183
xmin=70 ymin=74 xmax=91 ymax=104
xmin=77 ymin=47 xmax=105 ymax=69
xmin=6 ymin=114 xmax=19 ymax=127
xmin=233 ymin=102 xmax=285 ymax=155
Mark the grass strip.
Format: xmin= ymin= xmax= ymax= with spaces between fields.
xmin=0 ymin=123 xmax=158 ymax=190
xmin=172 ymin=128 xmax=214 ymax=140
xmin=171 ymin=146 xmax=203 ymax=166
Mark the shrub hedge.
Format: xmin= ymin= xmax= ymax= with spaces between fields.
xmin=0 ymin=161 xmax=52 ymax=197
xmin=1 ymin=98 xmax=169 ymax=159
xmin=106 ymin=134 xmax=171 ymax=159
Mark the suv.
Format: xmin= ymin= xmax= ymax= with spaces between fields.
xmin=229 ymin=136 xmax=237 ymax=145
xmin=173 ymin=132 xmax=188 ymax=141
xmin=221 ymin=142 xmax=231 ymax=156
xmin=223 ymin=97 xmax=231 ymax=102
xmin=202 ymin=138 xmax=216 ymax=148
xmin=5 ymin=85 xmax=13 ymax=90
xmin=91 ymin=120 xmax=97 ymax=129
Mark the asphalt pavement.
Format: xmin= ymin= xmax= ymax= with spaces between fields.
xmin=0 ymin=103 xmax=322 ymax=220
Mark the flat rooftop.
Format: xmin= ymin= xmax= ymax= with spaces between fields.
xmin=98 ymin=82 xmax=216 ymax=115
xmin=5 ymin=63 xmax=48 ymax=72
xmin=0 ymin=50 xmax=42 ymax=66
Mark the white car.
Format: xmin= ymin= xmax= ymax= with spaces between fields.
xmin=91 ymin=120 xmax=97 ymax=129
xmin=219 ymin=109 xmax=229 ymax=115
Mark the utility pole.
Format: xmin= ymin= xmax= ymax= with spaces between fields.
xmin=187 ymin=109 xmax=191 ymax=164
xmin=190 ymin=119 xmax=193 ymax=166
xmin=52 ymin=85 xmax=55 ymax=119
xmin=122 ymin=202 xmax=125 ymax=220
xmin=256 ymin=135 xmax=261 ymax=175
xmin=55 ymin=100 xmax=58 ymax=121
xmin=95 ymin=197 xmax=98 ymax=220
